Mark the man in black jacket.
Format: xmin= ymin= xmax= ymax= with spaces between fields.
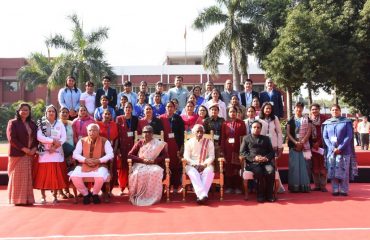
xmin=95 ymin=76 xmax=117 ymax=109
xmin=240 ymin=120 xmax=276 ymax=203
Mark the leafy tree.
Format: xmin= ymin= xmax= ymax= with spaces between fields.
xmin=47 ymin=14 xmax=115 ymax=89
xmin=17 ymin=53 xmax=63 ymax=105
xmin=193 ymin=0 xmax=262 ymax=90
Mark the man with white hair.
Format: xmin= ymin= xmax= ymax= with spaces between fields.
xmin=183 ymin=124 xmax=215 ymax=204
xmin=70 ymin=123 xmax=114 ymax=204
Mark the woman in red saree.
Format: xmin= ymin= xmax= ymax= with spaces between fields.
xmin=221 ymin=106 xmax=246 ymax=194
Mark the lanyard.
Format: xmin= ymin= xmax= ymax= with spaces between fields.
xmin=126 ymin=118 xmax=132 ymax=130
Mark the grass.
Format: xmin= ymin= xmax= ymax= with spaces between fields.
xmin=0 ymin=142 xmax=8 ymax=154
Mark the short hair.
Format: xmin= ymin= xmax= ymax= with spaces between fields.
xmin=192 ymin=124 xmax=205 ymax=134
xmin=60 ymin=107 xmax=69 ymax=113
xmin=205 ymin=80 xmax=213 ymax=86
xmin=120 ymin=95 xmax=128 ymax=100
xmin=85 ymin=81 xmax=94 ymax=87
xmin=102 ymin=75 xmax=111 ymax=82
xmin=192 ymin=86 xmax=202 ymax=92
xmin=209 ymin=103 xmax=219 ymax=111
xmin=251 ymin=120 xmax=262 ymax=128
xmin=124 ymin=102 xmax=133 ymax=109
xmin=167 ymin=101 xmax=176 ymax=107
xmin=87 ymin=123 xmax=100 ymax=131
xmin=140 ymin=80 xmax=147 ymax=86
xmin=123 ymin=81 xmax=132 ymax=87
xmin=171 ymin=98 xmax=178 ymax=104
xmin=154 ymin=91 xmax=162 ymax=97
xmin=186 ymin=101 xmax=195 ymax=107
xmin=100 ymin=95 xmax=109 ymax=101
xmin=245 ymin=78 xmax=253 ymax=84
xmin=137 ymin=91 xmax=146 ymax=97
xmin=247 ymin=106 xmax=256 ymax=112
xmin=15 ymin=102 xmax=32 ymax=122
xmin=156 ymin=81 xmax=163 ymax=86
xmin=198 ymin=105 xmax=209 ymax=118
xmin=175 ymin=76 xmax=183 ymax=81
xmin=295 ymin=102 xmax=304 ymax=108
xmin=310 ymin=103 xmax=321 ymax=109
xmin=331 ymin=104 xmax=341 ymax=110
xmin=142 ymin=125 xmax=154 ymax=133
xmin=227 ymin=105 xmax=238 ymax=112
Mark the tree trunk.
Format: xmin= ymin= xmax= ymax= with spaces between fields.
xmin=46 ymin=87 xmax=51 ymax=105
xmin=231 ymin=52 xmax=241 ymax=91
xmin=286 ymin=87 xmax=293 ymax=120
xmin=307 ymin=83 xmax=313 ymax=106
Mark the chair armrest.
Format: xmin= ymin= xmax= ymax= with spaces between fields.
xmin=218 ymin=157 xmax=224 ymax=172
xmin=128 ymin=159 xmax=133 ymax=174
xmin=239 ymin=156 xmax=246 ymax=170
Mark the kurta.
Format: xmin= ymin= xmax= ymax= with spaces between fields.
xmin=137 ymin=117 xmax=164 ymax=135
xmin=116 ymin=115 xmax=138 ymax=189
xmin=6 ymin=119 xmax=38 ymax=205
xmin=128 ymin=139 xmax=168 ymax=206
xmin=72 ymin=115 xmax=95 ymax=144
xmin=159 ymin=113 xmax=185 ymax=188
xmin=221 ymin=119 xmax=246 ymax=176
xmin=34 ymin=119 xmax=67 ymax=190
xmin=181 ymin=113 xmax=199 ymax=132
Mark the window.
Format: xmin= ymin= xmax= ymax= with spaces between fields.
xmin=4 ymin=81 xmax=19 ymax=92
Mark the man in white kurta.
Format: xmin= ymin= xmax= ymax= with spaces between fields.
xmin=184 ymin=124 xmax=215 ymax=204
xmin=70 ymin=123 xmax=114 ymax=204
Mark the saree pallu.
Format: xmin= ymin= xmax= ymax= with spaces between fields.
xmin=8 ymin=156 xmax=35 ymax=205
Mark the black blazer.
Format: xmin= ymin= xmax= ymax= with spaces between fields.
xmin=95 ymin=87 xmax=117 ymax=109
xmin=240 ymin=91 xmax=259 ymax=107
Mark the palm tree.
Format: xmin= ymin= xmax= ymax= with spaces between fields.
xmin=193 ymin=0 xmax=263 ymax=90
xmin=17 ymin=52 xmax=63 ymax=105
xmin=47 ymin=14 xmax=115 ymax=89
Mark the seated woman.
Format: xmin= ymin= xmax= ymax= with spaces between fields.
xmin=128 ymin=126 xmax=168 ymax=206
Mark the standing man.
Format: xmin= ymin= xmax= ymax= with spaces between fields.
xmin=358 ymin=116 xmax=370 ymax=150
xmin=183 ymin=124 xmax=215 ymax=204
xmin=117 ymin=81 xmax=138 ymax=111
xmin=139 ymin=80 xmax=150 ymax=103
xmin=240 ymin=121 xmax=276 ymax=202
xmin=310 ymin=103 xmax=328 ymax=192
xmin=239 ymin=79 xmax=259 ymax=109
xmin=168 ymin=76 xmax=189 ymax=112
xmin=203 ymin=81 xmax=214 ymax=102
xmin=95 ymin=76 xmax=117 ymax=109
xmin=259 ymin=78 xmax=284 ymax=119
xmin=149 ymin=81 xmax=168 ymax=105
xmin=353 ymin=117 xmax=360 ymax=146
xmin=221 ymin=79 xmax=239 ymax=106
xmin=80 ymin=81 xmax=96 ymax=116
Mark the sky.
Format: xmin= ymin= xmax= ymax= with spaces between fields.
xmin=1 ymin=0 xmax=222 ymax=66
xmin=1 ymin=0 xmax=331 ymax=100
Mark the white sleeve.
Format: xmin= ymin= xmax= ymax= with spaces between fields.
xmin=73 ymin=140 xmax=86 ymax=163
xmin=58 ymin=122 xmax=66 ymax=145
xmin=37 ymin=128 xmax=54 ymax=144
xmin=184 ymin=140 xmax=197 ymax=166
xmin=99 ymin=140 xmax=114 ymax=163
xmin=203 ymin=140 xmax=215 ymax=166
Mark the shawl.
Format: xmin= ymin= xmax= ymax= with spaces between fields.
xmin=138 ymin=138 xmax=166 ymax=161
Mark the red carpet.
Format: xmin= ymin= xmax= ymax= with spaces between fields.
xmin=1 ymin=184 xmax=370 ymax=240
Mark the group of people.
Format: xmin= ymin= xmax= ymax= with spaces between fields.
xmin=6 ymin=75 xmax=358 ymax=207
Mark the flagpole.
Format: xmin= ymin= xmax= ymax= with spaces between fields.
xmin=184 ymin=25 xmax=187 ymax=65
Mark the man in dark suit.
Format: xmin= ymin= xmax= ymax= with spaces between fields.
xmin=239 ymin=79 xmax=259 ymax=108
xmin=259 ymin=78 xmax=284 ymax=119
xmin=95 ymin=76 xmax=117 ymax=109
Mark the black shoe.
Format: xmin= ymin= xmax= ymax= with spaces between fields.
xmin=332 ymin=192 xmax=340 ymax=196
xmin=267 ymin=197 xmax=276 ymax=202
xmin=201 ymin=196 xmax=208 ymax=205
xmin=339 ymin=192 xmax=348 ymax=196
xmin=321 ymin=188 xmax=328 ymax=192
xmin=92 ymin=194 xmax=101 ymax=204
xmin=312 ymin=187 xmax=321 ymax=191
xmin=257 ymin=197 xmax=265 ymax=203
xmin=83 ymin=194 xmax=91 ymax=205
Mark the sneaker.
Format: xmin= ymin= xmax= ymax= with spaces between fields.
xmin=225 ymin=188 xmax=234 ymax=194
xmin=92 ymin=194 xmax=101 ymax=204
xmin=234 ymin=189 xmax=243 ymax=194
xmin=83 ymin=194 xmax=91 ymax=205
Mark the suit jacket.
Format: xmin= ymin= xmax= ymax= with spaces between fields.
xmin=239 ymin=91 xmax=259 ymax=108
xmin=259 ymin=89 xmax=283 ymax=118
xmin=7 ymin=119 xmax=38 ymax=157
xmin=95 ymin=87 xmax=117 ymax=109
